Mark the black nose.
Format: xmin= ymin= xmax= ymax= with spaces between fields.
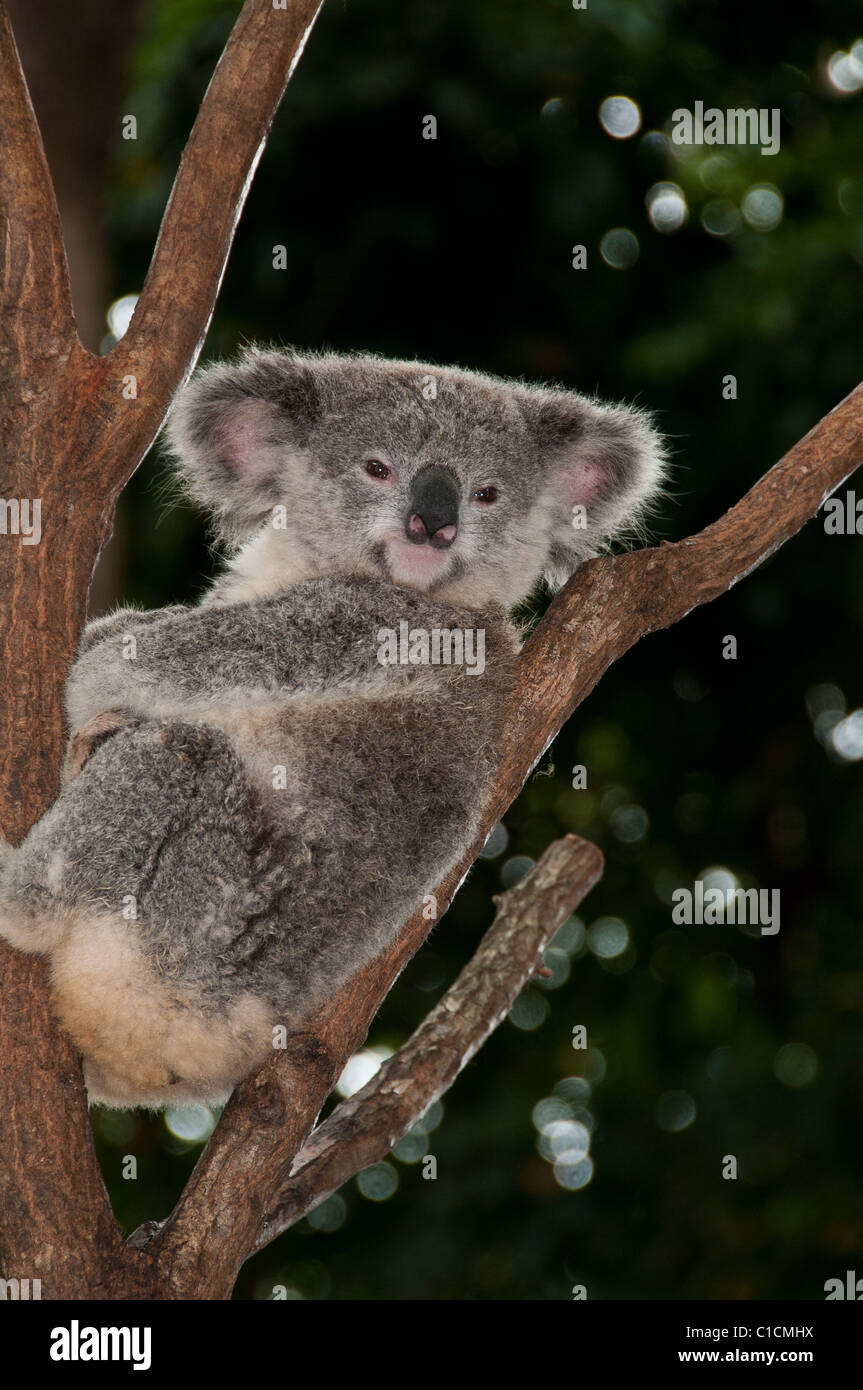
xmin=406 ymin=466 xmax=459 ymax=549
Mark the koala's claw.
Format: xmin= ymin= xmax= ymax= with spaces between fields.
xmin=63 ymin=709 xmax=141 ymax=784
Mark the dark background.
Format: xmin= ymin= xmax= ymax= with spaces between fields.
xmin=28 ymin=0 xmax=863 ymax=1299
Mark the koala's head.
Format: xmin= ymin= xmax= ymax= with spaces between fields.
xmin=166 ymin=347 xmax=666 ymax=611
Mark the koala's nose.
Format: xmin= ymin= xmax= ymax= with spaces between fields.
xmin=406 ymin=466 xmax=459 ymax=549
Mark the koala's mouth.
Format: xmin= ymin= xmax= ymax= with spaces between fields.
xmin=381 ymin=537 xmax=457 ymax=590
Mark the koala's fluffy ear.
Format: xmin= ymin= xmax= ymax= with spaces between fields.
xmin=517 ymin=385 xmax=667 ymax=586
xmin=165 ymin=349 xmax=323 ymax=539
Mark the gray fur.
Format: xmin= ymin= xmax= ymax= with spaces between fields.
xmin=0 ymin=348 xmax=666 ymax=1108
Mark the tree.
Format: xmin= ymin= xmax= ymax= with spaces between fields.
xmin=1 ymin=0 xmax=861 ymax=1299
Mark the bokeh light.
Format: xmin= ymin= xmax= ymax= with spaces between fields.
xmin=480 ymin=822 xmax=509 ymax=859
xmin=646 ymin=182 xmax=688 ymax=233
xmin=306 ymin=1194 xmax=347 ymax=1232
xmin=164 ymin=1105 xmax=216 ymax=1143
xmin=656 ymin=1090 xmax=697 ymax=1132
xmin=741 ymin=183 xmax=784 ymax=231
xmin=598 ymin=95 xmax=642 ymax=139
xmin=829 ymin=709 xmax=863 ymax=761
xmin=508 ymin=988 xmax=550 ymax=1030
xmin=826 ymin=47 xmax=863 ymax=94
xmin=774 ymin=1043 xmax=818 ymax=1087
xmin=106 ymin=293 xmax=138 ymax=340
xmin=501 ymin=854 xmax=535 ymax=887
xmin=357 ymin=1162 xmax=399 ymax=1201
xmin=600 ymin=227 xmax=640 ymax=269
xmin=336 ymin=1044 xmax=394 ymax=1099
xmin=587 ymin=916 xmax=630 ymax=959
xmin=701 ymin=198 xmax=742 ymax=236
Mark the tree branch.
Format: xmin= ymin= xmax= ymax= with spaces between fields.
xmin=152 ymin=837 xmax=602 ymax=1294
xmin=112 ymin=0 xmax=324 ymax=479
xmin=0 ymin=0 xmax=324 ymax=1299
xmin=256 ymin=835 xmax=604 ymax=1250
xmin=0 ymin=2 xmax=74 ymax=338
xmin=156 ymin=378 xmax=863 ymax=1284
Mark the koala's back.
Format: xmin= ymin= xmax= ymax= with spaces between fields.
xmin=8 ymin=720 xmax=282 ymax=1107
xmin=0 ymin=580 xmax=518 ymax=1106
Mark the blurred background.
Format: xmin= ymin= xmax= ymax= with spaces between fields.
xmin=10 ymin=0 xmax=863 ymax=1299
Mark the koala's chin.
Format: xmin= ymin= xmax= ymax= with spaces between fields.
xmin=383 ymin=537 xmax=455 ymax=591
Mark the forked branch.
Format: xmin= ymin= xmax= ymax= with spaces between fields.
xmin=0 ymin=0 xmax=325 ymax=1300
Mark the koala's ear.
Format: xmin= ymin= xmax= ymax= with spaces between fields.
xmin=516 ymin=384 xmax=667 ymax=582
xmin=165 ymin=349 xmax=323 ymax=538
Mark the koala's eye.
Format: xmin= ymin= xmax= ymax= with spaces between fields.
xmin=365 ymin=458 xmax=393 ymax=481
xmin=471 ymin=485 xmax=498 ymax=505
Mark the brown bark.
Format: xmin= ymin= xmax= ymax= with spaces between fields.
xmin=0 ymin=0 xmax=325 ymax=1300
xmin=5 ymin=0 xmax=148 ymax=353
xmin=255 ymin=835 xmax=605 ymax=1252
xmin=133 ymin=836 xmax=604 ymax=1297
xmin=7 ymin=0 xmax=150 ymax=616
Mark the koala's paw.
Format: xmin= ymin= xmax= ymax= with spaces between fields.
xmin=63 ymin=708 xmax=142 ymax=785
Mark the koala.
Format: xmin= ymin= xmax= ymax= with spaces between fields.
xmin=0 ymin=348 xmax=665 ymax=1109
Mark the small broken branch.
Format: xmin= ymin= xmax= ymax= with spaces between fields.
xmin=152 ymin=837 xmax=602 ymax=1293
xmin=255 ymin=835 xmax=604 ymax=1251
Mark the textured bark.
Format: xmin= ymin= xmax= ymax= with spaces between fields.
xmin=5 ymin=0 xmax=148 ymax=353
xmin=0 ymin=0 xmax=324 ymax=1300
xmin=136 ymin=837 xmax=603 ymax=1297
xmin=6 ymin=0 xmax=149 ymax=616
xmin=256 ymin=835 xmax=605 ymax=1252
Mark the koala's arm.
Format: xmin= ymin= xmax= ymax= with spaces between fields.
xmin=76 ymin=604 xmax=189 ymax=656
xmin=64 ymin=579 xmax=470 ymax=732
